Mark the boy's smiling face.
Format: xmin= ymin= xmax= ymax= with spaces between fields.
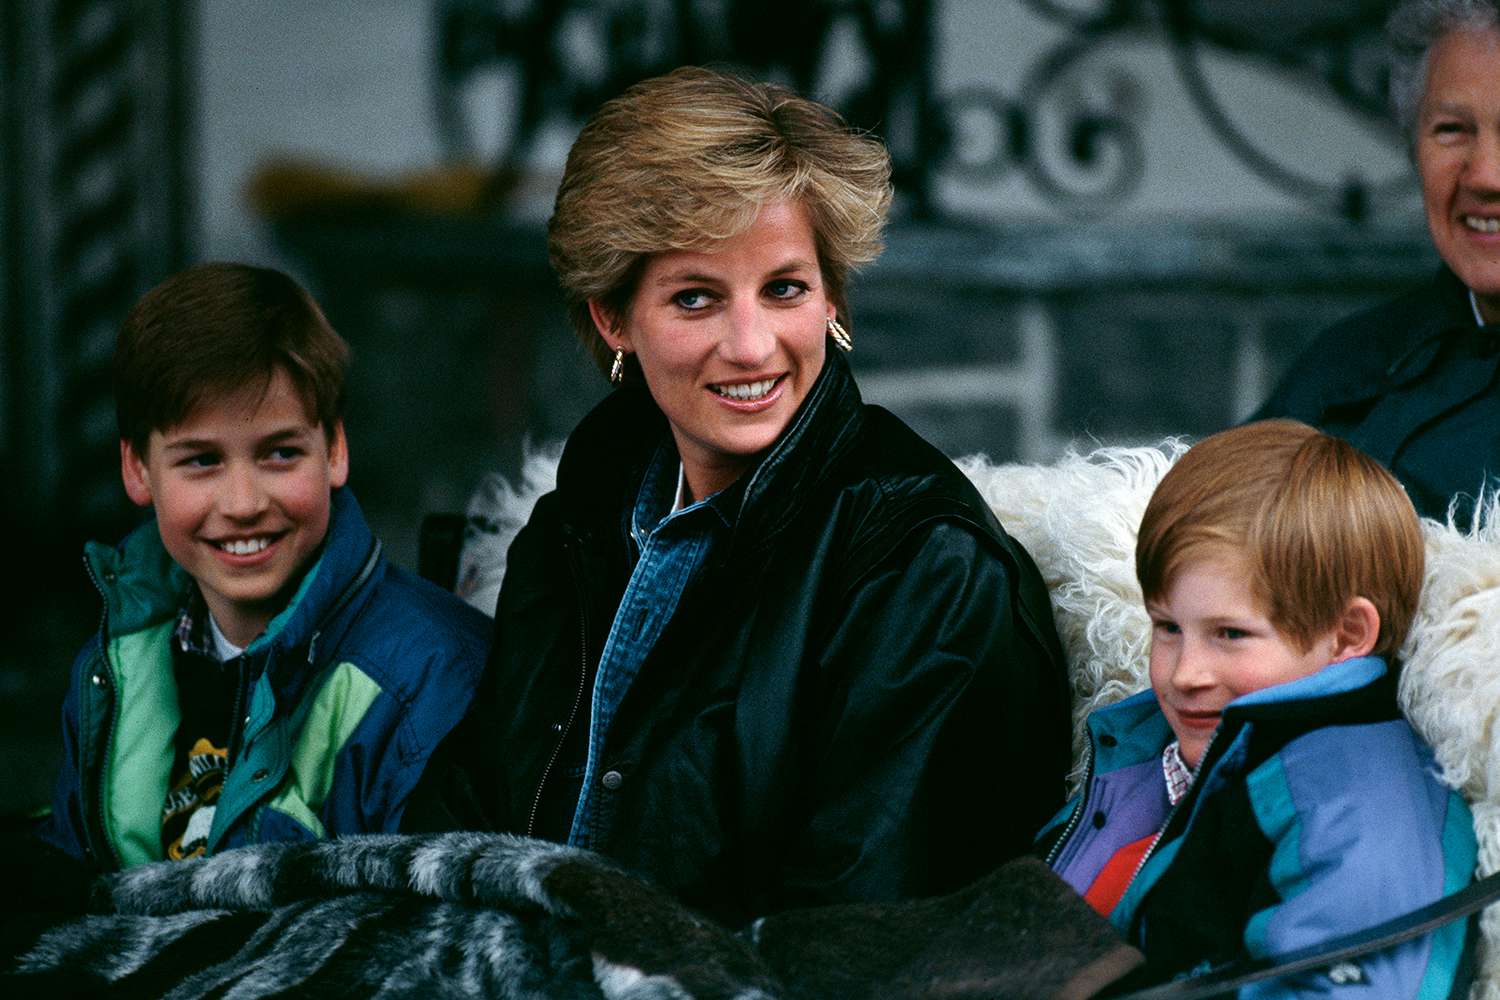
xmin=120 ymin=367 xmax=348 ymax=647
xmin=1146 ymin=553 xmax=1342 ymax=769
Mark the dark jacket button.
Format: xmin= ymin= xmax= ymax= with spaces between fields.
xmin=601 ymin=770 xmax=623 ymax=790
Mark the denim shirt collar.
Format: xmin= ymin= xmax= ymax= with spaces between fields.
xmin=630 ymin=442 xmax=741 ymax=544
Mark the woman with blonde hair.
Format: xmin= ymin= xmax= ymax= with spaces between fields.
xmin=403 ymin=66 xmax=1071 ymax=925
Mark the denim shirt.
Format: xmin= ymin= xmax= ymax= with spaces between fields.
xmin=567 ymin=443 xmax=737 ymax=846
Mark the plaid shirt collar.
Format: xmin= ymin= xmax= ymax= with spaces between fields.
xmin=174 ymin=589 xmax=246 ymax=662
xmin=174 ymin=589 xmax=218 ymax=659
xmin=1162 ymin=740 xmax=1194 ymax=806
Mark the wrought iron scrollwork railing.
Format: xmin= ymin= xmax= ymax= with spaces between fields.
xmin=1161 ymin=0 xmax=1406 ymax=220
xmin=434 ymin=0 xmax=938 ymax=211
xmin=434 ymin=0 xmax=1412 ymax=222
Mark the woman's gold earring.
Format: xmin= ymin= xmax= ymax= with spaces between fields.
xmin=828 ymin=317 xmax=852 ymax=353
xmin=609 ymin=347 xmax=625 ymax=384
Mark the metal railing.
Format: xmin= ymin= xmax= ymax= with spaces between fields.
xmin=433 ymin=0 xmax=1409 ymax=222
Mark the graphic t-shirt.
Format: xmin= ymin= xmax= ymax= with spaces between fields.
xmin=161 ymin=597 xmax=245 ymax=860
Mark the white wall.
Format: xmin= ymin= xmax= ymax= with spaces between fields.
xmin=197 ymin=0 xmax=445 ymax=266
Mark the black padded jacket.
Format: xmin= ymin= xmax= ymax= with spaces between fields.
xmin=1254 ymin=266 xmax=1500 ymax=522
xmin=402 ymin=347 xmax=1072 ymax=926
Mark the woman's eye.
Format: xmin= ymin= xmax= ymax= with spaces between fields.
xmin=672 ymin=289 xmax=712 ymax=311
xmin=1219 ymin=627 xmax=1249 ymax=641
xmin=766 ymin=279 xmax=806 ymax=300
xmin=1152 ymin=620 xmax=1180 ymax=636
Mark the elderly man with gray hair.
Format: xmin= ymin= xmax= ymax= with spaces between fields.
xmin=1255 ymin=0 xmax=1500 ymax=524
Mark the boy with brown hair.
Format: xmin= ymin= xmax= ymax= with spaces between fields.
xmin=38 ymin=262 xmax=488 ymax=870
xmin=1044 ymin=419 xmax=1476 ymax=997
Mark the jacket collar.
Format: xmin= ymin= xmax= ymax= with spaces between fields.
xmin=730 ymin=346 xmax=865 ymax=551
xmin=86 ymin=517 xmax=191 ymax=638
xmin=88 ymin=487 xmax=381 ymax=669
xmin=1317 ymin=266 xmax=1480 ymax=411
xmin=1087 ymin=656 xmax=1398 ymax=775
xmin=556 ymin=341 xmax=866 ymax=552
xmin=246 ymin=487 xmax=382 ymax=660
xmin=1382 ymin=266 xmax=1485 ymax=385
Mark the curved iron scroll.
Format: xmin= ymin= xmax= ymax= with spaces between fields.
xmin=433 ymin=0 xmax=1411 ymax=222
xmin=434 ymin=0 xmax=937 ymax=214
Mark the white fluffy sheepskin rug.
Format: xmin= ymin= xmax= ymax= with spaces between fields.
xmin=459 ymin=440 xmax=1500 ymax=995
xmin=955 ymin=444 xmax=1184 ymax=785
xmin=1400 ymin=499 xmax=1500 ymax=1000
xmin=454 ymin=444 xmax=560 ymax=617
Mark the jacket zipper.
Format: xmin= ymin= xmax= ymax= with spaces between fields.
xmin=1125 ymin=724 xmax=1227 ymax=894
xmin=223 ymin=540 xmax=382 ymax=831
xmin=1047 ymin=719 xmax=1224 ymax=908
xmin=237 ymin=539 xmax=380 ymax=761
xmin=81 ymin=554 xmax=123 ymax=871
xmin=1045 ymin=739 xmax=1095 ymax=867
xmin=314 ymin=540 xmax=383 ymax=635
xmin=225 ymin=657 xmax=248 ymax=769
xmin=526 ymin=538 xmax=591 ymax=838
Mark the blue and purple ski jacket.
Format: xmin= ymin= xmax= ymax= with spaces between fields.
xmin=1042 ymin=656 xmax=1476 ymax=999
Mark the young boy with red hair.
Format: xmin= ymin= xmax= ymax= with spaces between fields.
xmin=1044 ymin=419 xmax=1476 ymax=997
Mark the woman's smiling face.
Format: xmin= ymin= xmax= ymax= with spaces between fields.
xmin=591 ymin=199 xmax=832 ymax=503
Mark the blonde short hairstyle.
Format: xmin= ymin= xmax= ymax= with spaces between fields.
xmin=1136 ymin=420 xmax=1425 ymax=660
xmin=547 ymin=66 xmax=893 ymax=374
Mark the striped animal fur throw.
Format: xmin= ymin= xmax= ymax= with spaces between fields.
xmin=5 ymin=833 xmax=1137 ymax=999
xmin=462 ymin=440 xmax=1500 ymax=995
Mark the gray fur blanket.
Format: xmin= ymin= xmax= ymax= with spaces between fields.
xmin=3 ymin=833 xmax=1138 ymax=999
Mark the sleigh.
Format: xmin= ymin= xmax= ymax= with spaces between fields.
xmin=9 ymin=441 xmax=1500 ymax=998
